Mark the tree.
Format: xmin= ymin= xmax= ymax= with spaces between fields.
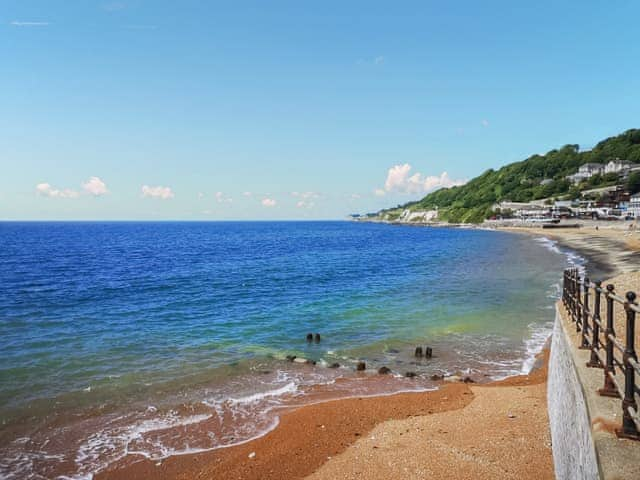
xmin=628 ymin=172 xmax=640 ymax=195
xmin=377 ymin=128 xmax=640 ymax=223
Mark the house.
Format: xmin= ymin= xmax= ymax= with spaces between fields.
xmin=604 ymin=159 xmax=633 ymax=175
xmin=630 ymin=194 xmax=640 ymax=219
xmin=540 ymin=178 xmax=553 ymax=186
xmin=578 ymin=163 xmax=605 ymax=175
xmin=566 ymin=163 xmax=605 ymax=184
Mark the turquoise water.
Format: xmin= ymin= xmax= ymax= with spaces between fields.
xmin=0 ymin=222 xmax=580 ymax=479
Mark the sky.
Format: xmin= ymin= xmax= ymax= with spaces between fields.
xmin=1 ymin=1 xmax=640 ymax=220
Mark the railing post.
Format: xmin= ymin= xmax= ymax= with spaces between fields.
xmin=580 ymin=277 xmax=590 ymax=349
xmin=575 ymin=272 xmax=582 ymax=332
xmin=571 ymin=269 xmax=577 ymax=321
xmin=617 ymin=292 xmax=639 ymax=440
xmin=599 ymin=284 xmax=619 ymax=398
xmin=587 ymin=281 xmax=602 ymax=368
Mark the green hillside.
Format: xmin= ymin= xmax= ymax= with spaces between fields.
xmin=380 ymin=129 xmax=640 ymax=223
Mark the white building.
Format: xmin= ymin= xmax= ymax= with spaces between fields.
xmin=579 ymin=163 xmax=605 ymax=175
xmin=604 ymin=159 xmax=634 ymax=175
xmin=566 ymin=163 xmax=604 ymax=184
xmin=630 ymin=194 xmax=640 ymax=219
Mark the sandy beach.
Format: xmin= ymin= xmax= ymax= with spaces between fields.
xmin=95 ymin=348 xmax=552 ymax=480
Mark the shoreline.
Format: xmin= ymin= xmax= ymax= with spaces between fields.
xmin=97 ymin=349 xmax=552 ymax=480
xmin=491 ymin=221 xmax=640 ymax=279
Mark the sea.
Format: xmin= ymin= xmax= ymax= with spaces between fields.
xmin=0 ymin=221 xmax=584 ymax=479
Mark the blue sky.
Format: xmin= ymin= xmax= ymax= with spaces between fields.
xmin=1 ymin=1 xmax=639 ymax=220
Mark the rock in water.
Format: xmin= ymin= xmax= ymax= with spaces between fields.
xmin=314 ymin=333 xmax=321 ymax=343
xmin=329 ymin=362 xmax=340 ymax=368
xmin=463 ymin=376 xmax=475 ymax=383
xmin=378 ymin=366 xmax=391 ymax=374
xmin=286 ymin=355 xmax=297 ymax=362
xmin=405 ymin=371 xmax=417 ymax=378
xmin=414 ymin=347 xmax=423 ymax=358
xmin=425 ymin=347 xmax=433 ymax=358
xmin=306 ymin=333 xmax=313 ymax=342
xmin=430 ymin=374 xmax=444 ymax=381
xmin=356 ymin=361 xmax=366 ymax=371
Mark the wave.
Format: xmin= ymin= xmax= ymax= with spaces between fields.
xmin=518 ymin=236 xmax=587 ymax=374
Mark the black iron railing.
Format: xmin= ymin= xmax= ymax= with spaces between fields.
xmin=562 ymin=268 xmax=640 ymax=440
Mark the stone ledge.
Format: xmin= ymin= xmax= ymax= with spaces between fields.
xmin=552 ymin=302 xmax=640 ymax=480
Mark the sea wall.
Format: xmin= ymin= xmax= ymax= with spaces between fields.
xmin=547 ymin=305 xmax=600 ymax=480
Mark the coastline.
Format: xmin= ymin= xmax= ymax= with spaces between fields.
xmin=97 ymin=349 xmax=552 ymax=480
xmin=491 ymin=221 xmax=640 ymax=278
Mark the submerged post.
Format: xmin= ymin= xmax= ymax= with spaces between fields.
xmin=587 ymin=280 xmax=602 ymax=368
xmin=599 ymin=284 xmax=619 ymax=398
xmin=617 ymin=292 xmax=639 ymax=439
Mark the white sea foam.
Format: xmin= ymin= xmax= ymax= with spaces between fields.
xmin=226 ymin=381 xmax=298 ymax=405
xmin=534 ymin=236 xmax=562 ymax=255
xmin=518 ymin=235 xmax=587 ymax=374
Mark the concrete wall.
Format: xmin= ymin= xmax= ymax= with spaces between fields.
xmin=547 ymin=306 xmax=600 ymax=480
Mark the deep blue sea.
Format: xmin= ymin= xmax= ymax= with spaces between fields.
xmin=0 ymin=221 xmax=582 ymax=479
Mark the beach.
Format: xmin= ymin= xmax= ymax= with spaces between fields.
xmin=97 ymin=349 xmax=552 ymax=480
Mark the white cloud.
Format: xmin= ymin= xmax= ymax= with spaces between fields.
xmin=382 ymin=164 xmax=466 ymax=194
xmin=261 ymin=198 xmax=276 ymax=207
xmin=215 ymin=191 xmax=233 ymax=203
xmin=374 ymin=188 xmax=386 ymax=197
xmin=35 ymin=183 xmax=79 ymax=198
xmin=350 ymin=193 xmax=361 ymax=199
xmin=481 ymin=119 xmax=489 ymax=127
xmin=242 ymin=191 xmax=253 ymax=197
xmin=10 ymin=21 xmax=49 ymax=27
xmin=296 ymin=200 xmax=315 ymax=209
xmin=141 ymin=185 xmax=174 ymax=199
xmin=197 ymin=192 xmax=204 ymax=199
xmin=82 ymin=176 xmax=108 ymax=196
xmin=374 ymin=56 xmax=385 ymax=65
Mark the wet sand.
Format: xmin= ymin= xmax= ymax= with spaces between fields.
xmin=96 ymin=350 xmax=552 ymax=480
xmin=495 ymin=221 xmax=640 ymax=278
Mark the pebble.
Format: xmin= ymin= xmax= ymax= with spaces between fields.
xmin=248 ymin=452 xmax=256 ymax=459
